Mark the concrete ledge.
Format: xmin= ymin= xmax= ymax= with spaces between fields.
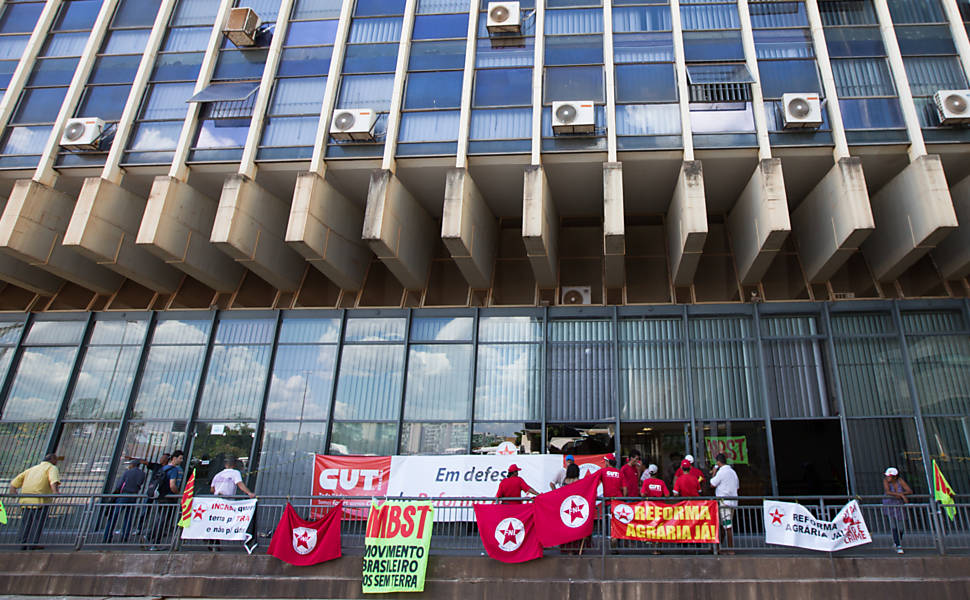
xmin=603 ymin=162 xmax=625 ymax=288
xmin=522 ymin=166 xmax=558 ymax=288
xmin=442 ymin=168 xmax=498 ymax=289
xmin=0 ymin=553 xmax=968 ymax=600
xmin=728 ymin=158 xmax=791 ymax=285
xmin=932 ymin=172 xmax=970 ymax=279
xmin=667 ymin=160 xmax=707 ymax=287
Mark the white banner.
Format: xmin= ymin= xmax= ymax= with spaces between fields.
xmin=387 ymin=456 xmax=564 ymax=521
xmin=181 ymin=497 xmax=257 ymax=541
xmin=763 ymin=499 xmax=872 ymax=552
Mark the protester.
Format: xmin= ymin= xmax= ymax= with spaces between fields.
xmin=551 ymin=455 xmax=579 ymax=490
xmin=882 ymin=467 xmax=912 ymax=554
xmin=673 ymin=459 xmax=701 ymax=497
xmin=640 ymin=464 xmax=670 ymax=498
xmin=684 ymin=454 xmax=706 ymax=493
xmin=132 ymin=452 xmax=170 ymax=537
xmin=211 ymin=457 xmax=255 ymax=499
xmin=147 ymin=451 xmax=184 ymax=550
xmin=709 ymin=453 xmax=739 ymax=554
xmin=496 ymin=464 xmax=538 ymax=502
xmin=103 ymin=458 xmax=146 ymax=543
xmin=599 ymin=454 xmax=623 ymax=499
xmin=620 ymin=451 xmax=641 ymax=498
xmin=8 ymin=453 xmax=61 ymax=550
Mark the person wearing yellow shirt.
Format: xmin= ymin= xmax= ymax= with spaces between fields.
xmin=8 ymin=453 xmax=61 ymax=550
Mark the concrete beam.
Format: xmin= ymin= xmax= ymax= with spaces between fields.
xmin=362 ymin=170 xmax=435 ymax=290
xmin=728 ymin=158 xmax=791 ymax=285
xmin=603 ymin=162 xmax=625 ymax=288
xmin=441 ymin=168 xmax=498 ymax=289
xmin=667 ymin=160 xmax=707 ymax=287
xmin=63 ymin=178 xmax=184 ymax=293
xmin=0 ymin=180 xmax=123 ymax=294
xmin=211 ymin=176 xmax=306 ymax=292
xmin=931 ymin=173 xmax=970 ymax=279
xmin=522 ymin=166 xmax=558 ymax=288
xmin=137 ymin=176 xmax=244 ymax=292
xmin=287 ymin=172 xmax=370 ymax=291
xmin=862 ymin=155 xmax=958 ymax=282
xmin=791 ymin=158 xmax=874 ymax=283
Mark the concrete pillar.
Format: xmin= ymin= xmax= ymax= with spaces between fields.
xmin=137 ymin=176 xmax=244 ymax=292
xmin=0 ymin=180 xmax=123 ymax=294
xmin=791 ymin=158 xmax=874 ymax=283
xmin=603 ymin=162 xmax=625 ymax=288
xmin=862 ymin=155 xmax=958 ymax=282
xmin=930 ymin=173 xmax=970 ymax=279
xmin=442 ymin=168 xmax=498 ymax=289
xmin=287 ymin=172 xmax=371 ymax=291
xmin=363 ymin=170 xmax=436 ymax=290
xmin=728 ymin=158 xmax=791 ymax=285
xmin=210 ymin=176 xmax=307 ymax=292
xmin=667 ymin=161 xmax=707 ymax=286
xmin=522 ymin=166 xmax=558 ymax=288
xmin=63 ymin=178 xmax=184 ymax=293
xmin=0 ymin=198 xmax=63 ymax=293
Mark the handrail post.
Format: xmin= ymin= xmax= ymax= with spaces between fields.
xmin=74 ymin=497 xmax=96 ymax=551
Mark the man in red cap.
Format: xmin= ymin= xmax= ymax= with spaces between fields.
xmin=673 ymin=459 xmax=702 ymax=497
xmin=496 ymin=464 xmax=538 ymax=502
xmin=599 ymin=454 xmax=623 ymax=499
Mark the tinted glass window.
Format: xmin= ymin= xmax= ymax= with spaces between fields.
xmin=286 ymin=20 xmax=339 ymax=46
xmin=412 ymin=14 xmax=468 ymax=39
xmin=195 ymin=119 xmax=250 ymax=148
xmin=0 ymin=3 xmax=44 ymax=34
xmin=56 ymin=0 xmax=102 ymax=30
xmin=895 ymin=25 xmax=956 ymax=55
xmin=683 ymin=30 xmax=744 ymax=61
xmin=544 ymin=65 xmax=604 ymax=102
xmin=839 ymin=97 xmax=905 ymax=128
xmin=409 ymin=40 xmax=466 ymax=70
xmin=277 ymin=46 xmax=332 ymax=76
xmin=343 ymin=43 xmax=399 ymax=72
xmin=78 ymin=84 xmax=132 ymax=120
xmin=405 ymin=71 xmax=462 ymax=108
xmin=13 ymin=87 xmax=69 ymax=123
xmin=355 ymin=0 xmax=407 ymax=16
xmin=213 ymin=49 xmax=270 ymax=80
xmin=545 ymin=35 xmax=603 ymax=65
xmin=112 ymin=0 xmax=163 ymax=27
xmin=89 ymin=54 xmax=142 ymax=84
xmin=152 ymin=52 xmax=204 ymax=81
xmin=758 ymin=59 xmax=821 ymax=97
xmin=616 ymin=63 xmax=677 ymax=102
xmin=825 ymin=27 xmax=885 ymax=57
xmin=27 ymin=58 xmax=79 ymax=86
xmin=474 ymin=68 xmax=532 ymax=106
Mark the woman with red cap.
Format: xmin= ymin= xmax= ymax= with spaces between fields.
xmin=496 ymin=464 xmax=539 ymax=503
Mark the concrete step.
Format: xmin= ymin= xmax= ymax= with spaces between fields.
xmin=1 ymin=552 xmax=968 ymax=600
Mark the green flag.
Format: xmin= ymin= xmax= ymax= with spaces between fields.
xmin=362 ymin=500 xmax=434 ymax=593
xmin=0 ymin=498 xmax=7 ymax=525
xmin=933 ymin=460 xmax=957 ymax=521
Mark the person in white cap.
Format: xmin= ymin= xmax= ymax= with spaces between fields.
xmin=684 ymin=454 xmax=706 ymax=493
xmin=882 ymin=467 xmax=912 ymax=554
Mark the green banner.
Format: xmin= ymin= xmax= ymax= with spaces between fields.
xmin=362 ymin=500 xmax=434 ymax=594
xmin=705 ymin=436 xmax=748 ymax=465
xmin=0 ymin=499 xmax=6 ymax=525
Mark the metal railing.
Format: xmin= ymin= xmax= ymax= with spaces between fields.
xmin=1 ymin=493 xmax=966 ymax=556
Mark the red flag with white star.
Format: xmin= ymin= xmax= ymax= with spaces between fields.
xmin=533 ymin=473 xmax=599 ymax=547
xmin=474 ymin=503 xmax=543 ymax=563
xmin=268 ymin=502 xmax=342 ymax=566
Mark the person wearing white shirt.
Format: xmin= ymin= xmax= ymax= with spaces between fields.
xmin=211 ymin=457 xmax=255 ymax=498
xmin=709 ymin=453 xmax=739 ymax=553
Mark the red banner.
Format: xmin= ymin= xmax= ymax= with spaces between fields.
xmin=474 ymin=503 xmax=543 ymax=563
xmin=610 ymin=500 xmax=720 ymax=544
xmin=534 ymin=475 xmax=600 ymax=547
xmin=312 ymin=455 xmax=391 ymax=519
xmin=268 ymin=502 xmax=342 ymax=566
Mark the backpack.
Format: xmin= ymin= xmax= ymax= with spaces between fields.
xmin=146 ymin=465 xmax=172 ymax=499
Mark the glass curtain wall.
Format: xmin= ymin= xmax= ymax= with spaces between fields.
xmin=257 ymin=0 xmax=341 ymax=160
xmin=821 ymin=0 xmax=907 ymax=143
xmin=188 ymin=0 xmax=283 ymax=162
xmin=612 ymin=0 xmax=680 ymax=150
xmin=0 ymin=1 xmax=46 ymax=102
xmin=326 ymin=0 xmax=407 ymax=158
xmin=542 ymin=0 xmax=606 ymax=151
xmin=123 ymin=0 xmax=218 ymax=164
xmin=468 ymin=0 xmax=535 ymax=154
xmin=0 ymin=0 xmax=104 ymax=168
xmin=58 ymin=0 xmax=159 ymax=167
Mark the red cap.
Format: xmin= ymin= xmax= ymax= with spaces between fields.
xmin=507 ymin=464 xmax=520 ymax=473
xmin=604 ymin=453 xmax=615 ymax=461
xmin=681 ymin=459 xmax=691 ymax=469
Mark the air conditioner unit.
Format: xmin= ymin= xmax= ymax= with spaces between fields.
xmin=561 ymin=286 xmax=592 ymax=305
xmin=934 ymin=89 xmax=970 ymax=125
xmin=781 ymin=93 xmax=822 ymax=129
xmin=330 ymin=109 xmax=379 ymax=141
xmin=486 ymin=1 xmax=521 ymax=34
xmin=552 ymin=101 xmax=595 ymax=134
xmin=224 ymin=7 xmax=260 ymax=47
xmin=59 ymin=117 xmax=105 ymax=150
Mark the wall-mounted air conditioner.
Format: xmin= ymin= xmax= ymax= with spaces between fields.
xmin=487 ymin=1 xmax=521 ymax=34
xmin=60 ymin=117 xmax=105 ymax=151
xmin=330 ymin=109 xmax=379 ymax=141
xmin=781 ymin=93 xmax=822 ymax=129
xmin=224 ymin=7 xmax=260 ymax=47
xmin=561 ymin=286 xmax=592 ymax=305
xmin=552 ymin=101 xmax=595 ymax=134
xmin=934 ymin=89 xmax=970 ymax=125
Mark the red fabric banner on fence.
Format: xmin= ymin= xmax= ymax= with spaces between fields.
xmin=610 ymin=500 xmax=720 ymax=544
xmin=268 ymin=502 xmax=342 ymax=566
xmin=474 ymin=503 xmax=543 ymax=563
xmin=313 ymin=455 xmax=391 ymax=519
xmin=533 ymin=474 xmax=600 ymax=547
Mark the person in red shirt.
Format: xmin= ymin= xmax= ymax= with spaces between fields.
xmin=640 ymin=463 xmax=670 ymax=497
xmin=684 ymin=454 xmax=706 ymax=493
xmin=599 ymin=454 xmax=623 ymax=499
xmin=673 ymin=459 xmax=701 ymax=497
xmin=496 ymin=464 xmax=538 ymax=503
xmin=619 ymin=450 xmax=641 ymax=498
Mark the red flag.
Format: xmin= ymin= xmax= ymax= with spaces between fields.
xmin=533 ymin=474 xmax=599 ymax=547
xmin=268 ymin=502 xmax=342 ymax=566
xmin=474 ymin=503 xmax=543 ymax=563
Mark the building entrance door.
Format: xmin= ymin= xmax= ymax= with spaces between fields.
xmin=619 ymin=422 xmax=691 ymax=490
